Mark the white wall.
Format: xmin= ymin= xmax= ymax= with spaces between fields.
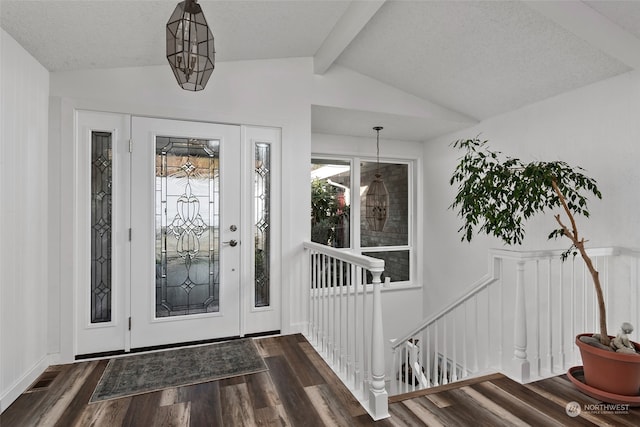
xmin=49 ymin=58 xmax=313 ymax=361
xmin=0 ymin=29 xmax=50 ymax=411
xmin=423 ymin=70 xmax=640 ymax=315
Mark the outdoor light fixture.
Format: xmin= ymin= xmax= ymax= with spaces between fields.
xmin=166 ymin=0 xmax=215 ymax=91
xmin=366 ymin=126 xmax=389 ymax=231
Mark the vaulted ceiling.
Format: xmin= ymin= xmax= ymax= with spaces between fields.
xmin=3 ymin=1 xmax=640 ymax=141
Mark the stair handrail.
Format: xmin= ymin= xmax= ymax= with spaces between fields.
xmin=391 ymin=254 xmax=501 ymax=351
xmin=392 ymin=246 xmax=635 ymax=352
xmin=490 ymin=246 xmax=628 ymax=260
xmin=303 ymin=241 xmax=385 ymax=272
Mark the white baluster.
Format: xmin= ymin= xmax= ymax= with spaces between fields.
xmin=311 ymin=251 xmax=319 ymax=347
xmin=452 ymin=312 xmax=458 ymax=382
xmin=473 ymin=295 xmax=479 ymax=373
xmin=513 ymin=260 xmax=530 ymax=382
xmin=559 ymin=261 xmax=565 ymax=370
xmin=534 ymin=259 xmax=541 ymax=377
xmin=362 ymin=267 xmax=369 ymax=396
xmin=486 ymin=290 xmax=490 ymax=371
xmin=346 ymin=262 xmax=352 ymax=383
xmin=547 ymin=258 xmax=553 ymax=373
xmin=434 ymin=320 xmax=440 ymax=386
xmin=571 ymin=257 xmax=576 ymax=365
xmin=308 ymin=252 xmax=312 ymax=340
xmin=353 ymin=266 xmax=360 ymax=390
xmin=442 ymin=316 xmax=448 ymax=385
xmin=368 ymin=267 xmax=388 ymax=419
xmin=332 ymin=257 xmax=337 ymax=364
xmin=320 ymin=254 xmax=325 ymax=351
xmin=338 ymin=260 xmax=344 ymax=373
xmin=462 ymin=302 xmax=467 ymax=379
xmin=425 ymin=328 xmax=431 ymax=388
xmin=498 ymin=258 xmax=504 ymax=369
xmin=391 ymin=344 xmax=398 ymax=395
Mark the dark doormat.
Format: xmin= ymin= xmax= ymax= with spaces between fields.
xmin=90 ymin=338 xmax=267 ymax=403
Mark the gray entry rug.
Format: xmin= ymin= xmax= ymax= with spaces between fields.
xmin=90 ymin=338 xmax=267 ymax=403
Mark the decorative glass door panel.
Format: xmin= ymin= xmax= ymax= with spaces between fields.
xmin=254 ymin=142 xmax=270 ymax=307
xmin=131 ymin=117 xmax=241 ymax=349
xmin=156 ymin=137 xmax=220 ymax=317
xmin=91 ymin=131 xmax=113 ymax=323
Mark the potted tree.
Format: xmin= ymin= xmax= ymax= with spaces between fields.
xmin=449 ymin=137 xmax=640 ymax=400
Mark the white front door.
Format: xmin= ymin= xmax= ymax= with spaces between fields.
xmin=75 ymin=113 xmax=281 ymax=356
xmin=130 ymin=117 xmax=241 ymax=349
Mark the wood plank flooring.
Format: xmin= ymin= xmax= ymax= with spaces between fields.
xmin=2 ymin=334 xmax=640 ymax=426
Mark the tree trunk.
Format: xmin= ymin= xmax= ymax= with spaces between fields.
xmin=551 ymin=181 xmax=609 ymax=346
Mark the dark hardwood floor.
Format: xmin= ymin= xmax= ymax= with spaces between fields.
xmin=2 ymin=334 xmax=640 ymax=426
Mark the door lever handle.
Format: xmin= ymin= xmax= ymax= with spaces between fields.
xmin=222 ymin=240 xmax=239 ymax=247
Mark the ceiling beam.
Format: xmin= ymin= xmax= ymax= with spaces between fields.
xmin=313 ymin=0 xmax=386 ymax=75
xmin=525 ymin=0 xmax=640 ymax=70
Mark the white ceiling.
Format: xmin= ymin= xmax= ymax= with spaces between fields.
xmin=2 ymin=0 xmax=640 ymax=141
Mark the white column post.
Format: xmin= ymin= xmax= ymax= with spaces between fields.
xmin=513 ymin=260 xmax=530 ymax=382
xmin=368 ymin=267 xmax=389 ymax=420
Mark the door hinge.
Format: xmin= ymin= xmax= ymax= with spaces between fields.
xmin=129 ymin=139 xmax=133 ymax=153
xmin=128 ymin=317 xmax=132 ymax=331
xmin=128 ymin=228 xmax=132 ymax=241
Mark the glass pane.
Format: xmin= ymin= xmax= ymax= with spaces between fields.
xmin=361 ymin=162 xmax=408 ymax=247
xmin=155 ymin=137 xmax=219 ymax=317
xmin=310 ymin=159 xmax=351 ymax=248
xmin=255 ymin=143 xmax=270 ymax=308
xmin=91 ymin=131 xmax=112 ymax=323
xmin=364 ymin=250 xmax=410 ymax=283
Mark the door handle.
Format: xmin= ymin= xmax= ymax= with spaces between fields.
xmin=222 ymin=240 xmax=238 ymax=247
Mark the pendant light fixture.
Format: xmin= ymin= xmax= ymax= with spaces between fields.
xmin=366 ymin=126 xmax=389 ymax=232
xmin=166 ymin=0 xmax=215 ymax=91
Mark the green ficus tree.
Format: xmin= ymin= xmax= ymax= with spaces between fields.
xmin=449 ymin=137 xmax=608 ymax=345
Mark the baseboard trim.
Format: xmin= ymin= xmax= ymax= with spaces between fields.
xmin=0 ymin=355 xmax=50 ymax=413
xmin=245 ymin=330 xmax=281 ymax=338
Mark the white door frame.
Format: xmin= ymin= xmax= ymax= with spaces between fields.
xmin=74 ymin=111 xmax=282 ymax=356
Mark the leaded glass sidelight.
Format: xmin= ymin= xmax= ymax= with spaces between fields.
xmin=254 ymin=143 xmax=271 ymax=307
xmin=156 ymin=137 xmax=220 ymax=317
xmin=91 ymin=131 xmax=113 ymax=323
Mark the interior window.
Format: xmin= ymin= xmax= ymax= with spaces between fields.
xmin=311 ymin=157 xmax=413 ymax=285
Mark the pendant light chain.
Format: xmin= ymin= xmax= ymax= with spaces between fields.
xmin=366 ymin=126 xmax=388 ymax=232
xmin=374 ymin=126 xmax=383 ymax=175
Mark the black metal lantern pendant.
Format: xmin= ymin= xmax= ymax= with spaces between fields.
xmin=166 ymin=0 xmax=215 ymax=91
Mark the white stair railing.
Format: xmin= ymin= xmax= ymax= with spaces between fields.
xmin=390 ymin=247 xmax=640 ymax=395
xmin=390 ymin=255 xmax=503 ymax=395
xmin=303 ymin=241 xmax=389 ymax=421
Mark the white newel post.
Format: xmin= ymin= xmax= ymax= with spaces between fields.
xmin=368 ymin=268 xmax=389 ymax=420
xmin=513 ymin=260 xmax=530 ymax=382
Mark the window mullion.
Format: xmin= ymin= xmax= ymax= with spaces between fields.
xmin=352 ymin=157 xmax=361 ymax=254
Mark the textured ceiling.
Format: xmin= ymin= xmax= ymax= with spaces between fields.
xmin=0 ymin=1 xmax=349 ymax=70
xmin=587 ymin=0 xmax=640 ymax=40
xmin=1 ymin=0 xmax=639 ymax=141
xmin=334 ymin=1 xmax=629 ymax=120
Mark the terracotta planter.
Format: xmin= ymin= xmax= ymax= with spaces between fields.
xmin=575 ymin=333 xmax=640 ymax=396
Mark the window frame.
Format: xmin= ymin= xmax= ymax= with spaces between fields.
xmin=311 ymin=154 xmax=417 ymax=287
